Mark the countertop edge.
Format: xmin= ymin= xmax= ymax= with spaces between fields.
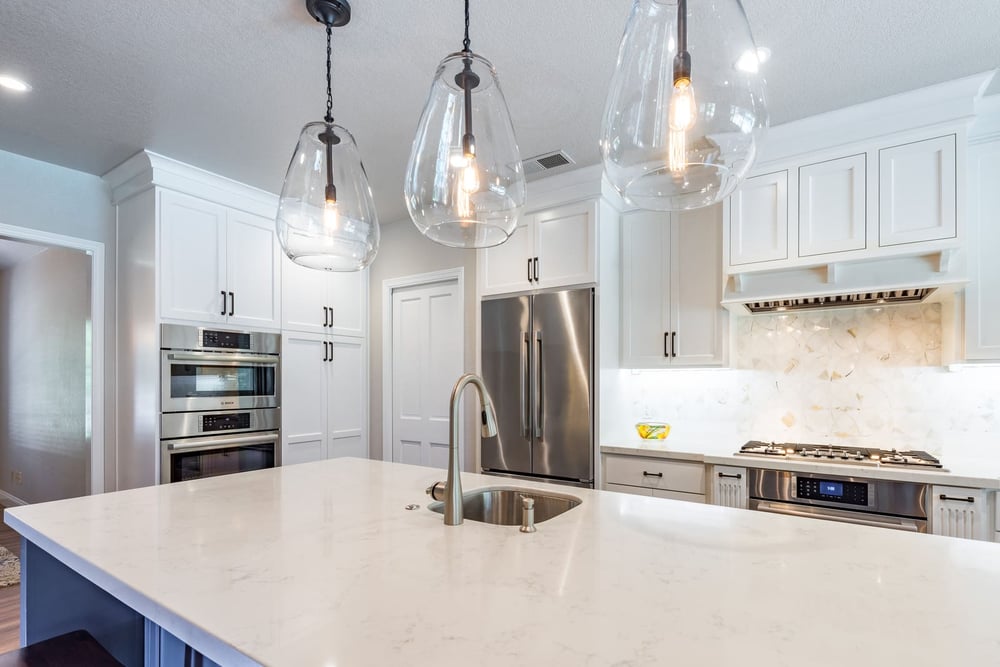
xmin=3 ymin=512 xmax=261 ymax=667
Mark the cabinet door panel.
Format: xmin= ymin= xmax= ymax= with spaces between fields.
xmin=651 ymin=489 xmax=705 ymax=503
xmin=329 ymin=269 xmax=367 ymax=337
xmin=159 ymin=190 xmax=227 ymax=323
xmin=479 ymin=218 xmax=533 ymax=296
xmin=281 ymin=333 xmax=328 ymax=465
xmin=227 ymin=211 xmax=279 ymax=329
xmin=799 ymin=153 xmax=867 ymax=256
xmin=965 ymin=141 xmax=1000 ymax=360
xmin=930 ymin=486 xmax=990 ymax=541
xmin=620 ymin=210 xmax=670 ymax=368
xmin=605 ymin=482 xmax=653 ymax=497
xmin=711 ymin=465 xmax=748 ymax=509
xmin=878 ymin=135 xmax=957 ymax=246
xmin=280 ymin=254 xmax=330 ymax=334
xmin=672 ymin=205 xmax=726 ymax=366
xmin=328 ymin=336 xmax=367 ymax=459
xmin=729 ymin=171 xmax=788 ymax=265
xmin=534 ymin=200 xmax=597 ymax=289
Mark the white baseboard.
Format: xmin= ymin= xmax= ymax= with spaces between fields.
xmin=0 ymin=489 xmax=28 ymax=507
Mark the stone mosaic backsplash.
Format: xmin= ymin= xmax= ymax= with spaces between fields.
xmin=606 ymin=303 xmax=1000 ymax=458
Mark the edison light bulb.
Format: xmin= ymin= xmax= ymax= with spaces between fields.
xmin=455 ymin=156 xmax=480 ymax=220
xmin=668 ymin=78 xmax=697 ymax=172
xmin=323 ymin=198 xmax=339 ymax=230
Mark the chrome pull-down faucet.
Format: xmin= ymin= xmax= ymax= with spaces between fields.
xmin=441 ymin=373 xmax=498 ymax=526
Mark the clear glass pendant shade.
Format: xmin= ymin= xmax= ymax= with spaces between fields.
xmin=277 ymin=121 xmax=380 ymax=271
xmin=601 ymin=0 xmax=768 ymax=211
xmin=405 ymin=52 xmax=526 ymax=249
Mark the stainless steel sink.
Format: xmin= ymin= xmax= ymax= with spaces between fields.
xmin=428 ymin=486 xmax=581 ymax=525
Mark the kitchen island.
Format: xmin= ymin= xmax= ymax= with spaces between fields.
xmin=6 ymin=458 xmax=1000 ymax=666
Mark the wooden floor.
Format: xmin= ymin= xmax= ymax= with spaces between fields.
xmin=0 ymin=507 xmax=20 ymax=653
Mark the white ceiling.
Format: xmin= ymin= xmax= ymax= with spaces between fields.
xmin=0 ymin=238 xmax=46 ymax=270
xmin=0 ymin=0 xmax=997 ymax=224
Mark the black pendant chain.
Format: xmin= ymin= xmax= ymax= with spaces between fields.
xmin=325 ymin=24 xmax=334 ymax=124
xmin=462 ymin=0 xmax=471 ymax=53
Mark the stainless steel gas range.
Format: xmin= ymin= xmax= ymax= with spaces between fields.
xmin=735 ymin=441 xmax=945 ymax=533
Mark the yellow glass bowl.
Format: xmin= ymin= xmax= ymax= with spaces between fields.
xmin=635 ymin=422 xmax=670 ymax=440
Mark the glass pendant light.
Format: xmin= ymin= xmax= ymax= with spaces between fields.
xmin=276 ymin=0 xmax=379 ymax=271
xmin=404 ymin=0 xmax=526 ymax=249
xmin=601 ymin=0 xmax=768 ymax=212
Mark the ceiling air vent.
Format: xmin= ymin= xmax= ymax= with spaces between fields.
xmin=745 ymin=288 xmax=937 ymax=314
xmin=523 ymin=150 xmax=574 ymax=176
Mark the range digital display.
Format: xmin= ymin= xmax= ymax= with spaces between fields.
xmin=819 ymin=481 xmax=844 ymax=497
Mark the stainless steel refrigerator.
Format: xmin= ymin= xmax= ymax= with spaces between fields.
xmin=480 ymin=288 xmax=594 ymax=488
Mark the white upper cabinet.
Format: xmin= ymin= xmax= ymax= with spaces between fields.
xmin=281 ymin=254 xmax=367 ymax=337
xmin=878 ymin=135 xmax=957 ymax=247
xmin=728 ymin=170 xmax=789 ymax=266
xmin=159 ymin=190 xmax=280 ymax=329
xmin=226 ymin=210 xmax=280 ymax=329
xmin=621 ymin=205 xmax=727 ymax=368
xmin=966 ymin=139 xmax=1000 ymax=360
xmin=479 ymin=199 xmax=598 ymax=296
xmin=723 ymin=130 xmax=963 ymax=274
xmin=159 ymin=190 xmax=228 ymax=324
xmin=798 ymin=153 xmax=867 ymax=256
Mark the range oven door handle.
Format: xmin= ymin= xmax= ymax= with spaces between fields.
xmin=164 ymin=433 xmax=279 ymax=452
xmin=166 ymin=352 xmax=278 ymax=365
xmin=752 ymin=500 xmax=922 ymax=532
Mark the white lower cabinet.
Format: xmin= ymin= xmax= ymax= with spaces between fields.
xmin=966 ymin=139 xmax=1000 ymax=360
xmin=281 ymin=331 xmax=367 ymax=466
xmin=602 ymin=454 xmax=706 ymax=502
xmin=710 ymin=465 xmax=748 ymax=509
xmin=930 ymin=486 xmax=992 ymax=541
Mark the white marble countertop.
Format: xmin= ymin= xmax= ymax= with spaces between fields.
xmin=8 ymin=458 xmax=1000 ymax=666
xmin=602 ymin=440 xmax=1000 ymax=488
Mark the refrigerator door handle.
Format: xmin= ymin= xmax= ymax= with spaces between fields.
xmin=534 ymin=330 xmax=543 ymax=438
xmin=521 ymin=331 xmax=530 ymax=437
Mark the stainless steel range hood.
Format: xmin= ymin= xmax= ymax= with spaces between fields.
xmin=722 ymin=251 xmax=966 ymax=315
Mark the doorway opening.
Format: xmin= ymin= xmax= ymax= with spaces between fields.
xmin=381 ymin=269 xmax=465 ymax=469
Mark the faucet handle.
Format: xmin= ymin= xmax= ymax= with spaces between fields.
xmin=520 ymin=494 xmax=535 ymax=510
xmin=426 ymin=481 xmax=446 ymax=501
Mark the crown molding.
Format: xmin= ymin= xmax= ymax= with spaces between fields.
xmin=758 ymin=71 xmax=995 ymax=165
xmin=103 ymin=150 xmax=278 ymax=218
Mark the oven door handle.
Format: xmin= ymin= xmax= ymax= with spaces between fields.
xmin=166 ymin=352 xmax=278 ymax=365
xmin=164 ymin=433 xmax=279 ymax=451
xmin=752 ymin=500 xmax=922 ymax=532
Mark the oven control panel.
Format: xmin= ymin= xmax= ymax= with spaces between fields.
xmin=203 ymin=412 xmax=251 ymax=432
xmin=202 ymin=329 xmax=252 ymax=350
xmin=797 ymin=477 xmax=868 ymax=506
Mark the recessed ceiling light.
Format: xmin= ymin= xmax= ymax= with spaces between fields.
xmin=735 ymin=47 xmax=771 ymax=74
xmin=0 ymin=75 xmax=32 ymax=93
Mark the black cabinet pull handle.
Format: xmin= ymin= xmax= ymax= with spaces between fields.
xmin=671 ymin=331 xmax=677 ymax=358
xmin=718 ymin=472 xmax=743 ymax=480
xmin=527 ymin=258 xmax=533 ymax=282
xmin=939 ymin=494 xmax=975 ymax=503
xmin=323 ymin=306 xmax=329 ymax=327
xmin=220 ymin=290 xmax=227 ymax=316
xmin=533 ymin=257 xmax=539 ymax=282
xmin=327 ymin=341 xmax=333 ymax=362
xmin=327 ymin=305 xmax=333 ymax=327
xmin=322 ymin=341 xmax=329 ymax=362
xmin=664 ymin=332 xmax=669 ymax=358
xmin=228 ymin=291 xmax=234 ymax=317
xmin=642 ymin=471 xmax=663 ymax=478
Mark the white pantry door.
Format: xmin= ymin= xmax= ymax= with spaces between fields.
xmin=390 ymin=278 xmax=463 ymax=469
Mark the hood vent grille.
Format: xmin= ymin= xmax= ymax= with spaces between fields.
xmin=523 ymin=150 xmax=574 ymax=175
xmin=745 ymin=288 xmax=937 ymax=314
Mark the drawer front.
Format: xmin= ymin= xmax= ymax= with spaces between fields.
xmin=651 ymin=489 xmax=706 ymax=504
xmin=605 ymin=482 xmax=654 ymax=497
xmin=603 ymin=455 xmax=705 ymax=494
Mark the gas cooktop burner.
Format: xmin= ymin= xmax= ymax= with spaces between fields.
xmin=736 ymin=441 xmax=946 ymax=470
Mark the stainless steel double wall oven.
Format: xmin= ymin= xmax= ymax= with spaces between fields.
xmin=160 ymin=324 xmax=280 ymax=483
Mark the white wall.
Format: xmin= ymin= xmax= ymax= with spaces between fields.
xmin=0 ymin=148 xmax=116 ymax=491
xmin=0 ymin=248 xmax=92 ymax=503
xmin=368 ymin=221 xmax=478 ymax=470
